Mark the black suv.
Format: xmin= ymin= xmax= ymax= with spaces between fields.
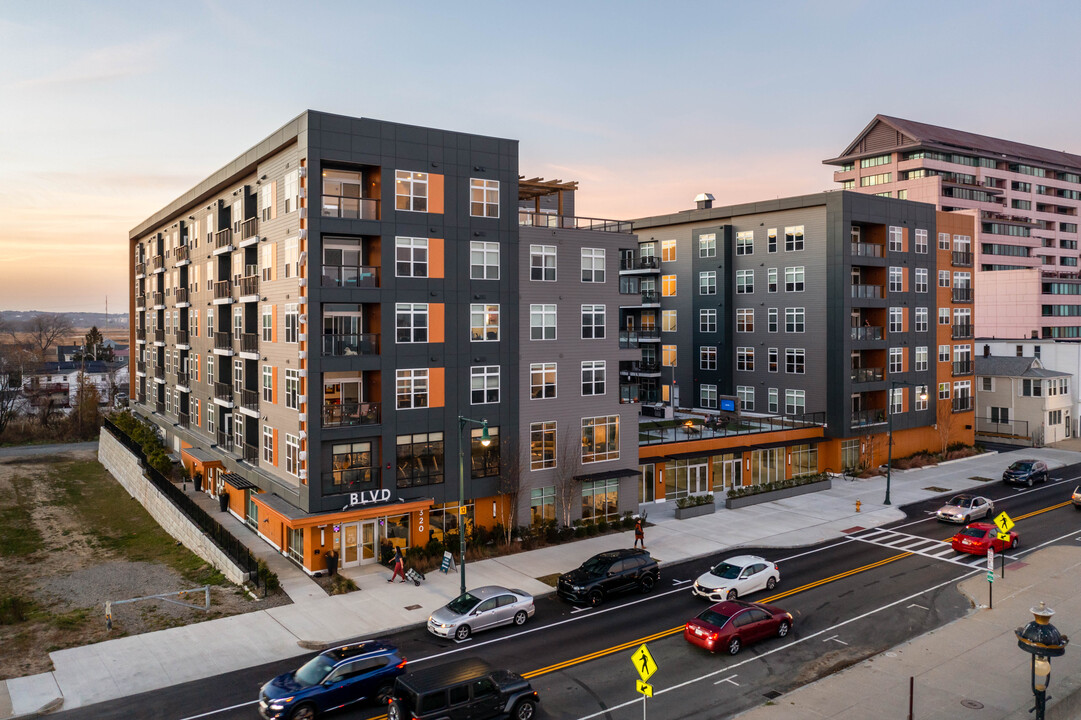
xmin=557 ymin=548 xmax=660 ymax=607
xmin=387 ymin=658 xmax=539 ymax=720
xmin=1002 ymin=459 xmax=1049 ymax=487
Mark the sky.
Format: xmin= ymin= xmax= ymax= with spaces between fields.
xmin=2 ymin=0 xmax=1081 ymax=312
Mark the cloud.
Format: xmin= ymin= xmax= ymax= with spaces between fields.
xmin=16 ymin=35 xmax=175 ymax=89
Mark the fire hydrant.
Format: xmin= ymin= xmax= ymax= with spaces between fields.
xmin=855 ymin=499 xmax=862 ymax=513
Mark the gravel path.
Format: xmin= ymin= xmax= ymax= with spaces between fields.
xmin=0 ymin=441 xmax=98 ymax=459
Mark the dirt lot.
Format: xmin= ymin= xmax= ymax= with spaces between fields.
xmin=0 ymin=447 xmax=288 ymax=680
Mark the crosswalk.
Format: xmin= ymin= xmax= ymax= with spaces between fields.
xmin=848 ymin=527 xmax=1012 ymax=569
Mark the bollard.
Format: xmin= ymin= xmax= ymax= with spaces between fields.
xmin=105 ymin=601 xmax=113 ymax=631
xmin=856 ymin=499 xmax=862 ymax=513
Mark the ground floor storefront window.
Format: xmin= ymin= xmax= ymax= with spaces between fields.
xmin=427 ymin=501 xmax=473 ymax=545
xmin=711 ymin=453 xmax=742 ymax=490
xmin=582 ymin=478 xmax=619 ymax=521
xmin=663 ymin=458 xmax=710 ymax=499
xmin=790 ymin=443 xmax=818 ymax=477
xmin=749 ymin=447 xmax=784 ymax=485
xmin=530 ymin=486 xmax=555 ymax=525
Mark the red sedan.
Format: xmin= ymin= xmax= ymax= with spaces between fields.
xmin=951 ymin=521 xmax=1018 ymax=555
xmin=683 ymin=599 xmax=792 ymax=655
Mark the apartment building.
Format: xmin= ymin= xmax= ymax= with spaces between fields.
xmin=826 ymin=114 xmax=1081 ymax=338
xmin=130 ymin=111 xmax=640 ymax=574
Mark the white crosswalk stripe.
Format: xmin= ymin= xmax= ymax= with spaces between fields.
xmin=849 ymin=527 xmax=994 ymax=568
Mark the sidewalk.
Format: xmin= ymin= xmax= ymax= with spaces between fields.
xmin=3 ymin=447 xmax=1080 ymax=717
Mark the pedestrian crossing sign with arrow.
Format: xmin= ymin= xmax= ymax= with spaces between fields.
xmin=632 ymin=643 xmax=657 ymax=682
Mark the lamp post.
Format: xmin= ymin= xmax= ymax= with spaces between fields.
xmin=457 ymin=415 xmax=490 ymax=596
xmin=885 ymin=380 xmax=928 ymax=506
xmin=1015 ymin=601 xmax=1069 ymax=720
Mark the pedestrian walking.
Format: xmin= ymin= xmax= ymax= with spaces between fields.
xmin=388 ymin=546 xmax=406 ymax=583
xmin=634 ymin=517 xmax=645 ymax=549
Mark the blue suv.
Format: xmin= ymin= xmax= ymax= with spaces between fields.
xmin=259 ymin=640 xmax=406 ymax=719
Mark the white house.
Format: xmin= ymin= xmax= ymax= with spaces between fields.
xmin=979 ymin=339 xmax=1081 ymax=437
xmin=974 ymin=354 xmax=1071 ymax=446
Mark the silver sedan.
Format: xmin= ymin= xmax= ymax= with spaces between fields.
xmin=427 ymin=585 xmax=535 ymax=641
xmin=935 ymin=494 xmax=994 ymax=524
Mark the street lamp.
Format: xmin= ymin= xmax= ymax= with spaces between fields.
xmin=457 ymin=415 xmax=490 ymax=595
xmin=885 ymin=380 xmax=928 ymax=506
xmin=1016 ymin=601 xmax=1069 ymax=720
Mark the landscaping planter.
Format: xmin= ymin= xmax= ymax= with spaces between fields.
xmin=674 ymin=503 xmax=716 ymax=520
xmin=725 ymin=478 xmax=832 ymax=509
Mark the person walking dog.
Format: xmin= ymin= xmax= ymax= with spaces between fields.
xmin=389 ymin=546 xmax=406 ymax=583
xmin=634 ymin=517 xmax=645 ymax=549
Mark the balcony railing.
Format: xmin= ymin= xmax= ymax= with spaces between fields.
xmin=176 ymin=371 xmax=189 ymax=387
xmin=214 ymin=382 xmax=232 ymax=402
xmin=851 ymin=367 xmax=884 ymax=383
xmin=851 ymin=408 xmax=887 ymax=428
xmin=175 ymin=288 xmax=188 ymax=305
xmin=152 ymin=256 xmax=164 ymax=271
xmin=622 ymin=361 xmax=661 ymax=375
xmin=322 ymin=333 xmax=379 ymax=356
xmin=952 ymin=287 xmax=974 ymax=303
xmin=176 ymin=329 xmax=189 ymax=346
xmin=152 ymin=291 xmax=164 ymax=307
xmin=952 ymin=251 xmax=973 ymax=267
xmin=213 ymin=280 xmax=232 ymax=300
xmin=322 ymin=196 xmax=380 ymax=220
xmin=322 ymin=401 xmax=381 ymax=427
xmin=155 ymin=400 xmax=165 ymax=413
xmin=619 ymin=329 xmax=661 ymax=348
xmin=175 ymin=245 xmax=190 ymax=263
xmin=850 ymin=325 xmax=884 ymax=341
xmin=953 ymin=360 xmax=973 ymax=376
xmin=136 ymin=393 xmax=146 ymax=404
xmin=851 ymin=242 xmax=883 ymax=258
xmin=135 ymin=294 xmax=146 ymax=309
xmin=952 ymin=323 xmax=973 ymax=339
xmin=136 ymin=361 xmax=146 ymax=374
xmin=952 ymin=396 xmax=973 ymax=412
xmin=322 ymin=469 xmax=379 ymax=496
xmin=619 ymin=256 xmax=661 ymax=271
xmin=135 ymin=262 xmax=146 ymax=277
xmin=216 ymin=430 xmax=233 ymax=451
xmin=240 ymin=275 xmax=259 ymax=297
xmin=240 ymin=217 xmax=259 ymax=240
xmin=518 ymin=211 xmax=632 ymax=233
xmin=321 ymin=265 xmax=380 ymax=288
xmin=241 ymin=333 xmax=259 ymax=354
xmin=214 ymin=228 xmax=233 ymax=249
xmin=153 ymin=329 xmax=164 ymax=343
xmin=135 ymin=328 xmax=146 ymax=342
xmin=214 ymin=331 xmax=232 ymax=351
xmin=241 ymin=388 xmax=259 ymax=411
xmin=178 ymin=412 xmax=189 ymax=428
xmin=851 ymin=284 xmax=884 ymax=299
xmin=638 ymin=290 xmax=661 ymax=304
xmin=153 ymin=365 xmax=164 ymax=380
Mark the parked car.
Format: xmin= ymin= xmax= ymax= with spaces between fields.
xmin=683 ymin=599 xmax=793 ymax=655
xmin=692 ymin=555 xmax=779 ymax=602
xmin=427 ymin=585 xmax=535 ymax=641
xmin=557 ymin=548 xmax=659 ymax=607
xmin=259 ymin=641 xmax=406 ymax=720
xmin=386 ymin=657 xmax=539 ymax=720
xmin=951 ymin=522 xmax=1018 ymax=555
xmin=935 ymin=494 xmax=994 ymax=524
xmin=1002 ymin=459 xmax=1049 ymax=487
xmin=1072 ymin=485 xmax=1081 ymax=510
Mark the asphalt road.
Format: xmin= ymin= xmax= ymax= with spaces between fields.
xmin=55 ymin=466 xmax=1081 ymax=720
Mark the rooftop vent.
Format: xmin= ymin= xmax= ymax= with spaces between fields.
xmin=694 ymin=193 xmax=715 ymax=210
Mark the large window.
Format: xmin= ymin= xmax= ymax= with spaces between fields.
xmin=285 ymin=434 xmax=300 ymax=476
xmin=471 ymin=427 xmax=500 ymax=478
xmin=330 ymin=440 xmax=376 ymax=490
xmin=915 ymin=268 xmax=928 ymax=293
xmin=395 ymin=170 xmax=428 ymax=212
xmin=700 ymin=346 xmax=717 ymax=370
xmin=284 ymin=369 xmax=299 ymax=410
xmin=396 ymin=369 xmax=429 ymax=409
xmin=889 ymin=266 xmax=903 ymax=293
xmin=470 ymin=304 xmax=500 ymax=341
xmin=582 ymin=478 xmax=619 ymax=522
xmin=530 ymin=362 xmax=556 ymax=399
xmin=662 ymin=275 xmax=677 ymax=296
xmin=261 ymin=307 xmax=272 ymax=342
xmin=915 ymin=346 xmax=928 ymax=372
xmin=530 ymin=245 xmax=556 ymax=281
xmin=889 ymin=347 xmax=903 ymax=374
xmin=582 ymin=361 xmax=605 ymax=396
xmin=582 ymin=304 xmax=606 ymax=339
xmin=396 ymin=303 xmax=428 ymax=343
xmin=530 ymin=421 xmax=556 ymax=470
xmin=470 ymin=366 xmax=500 ymax=404
xmin=736 ymin=347 xmax=754 ymax=371
xmin=396 ymin=237 xmax=429 ymax=278
xmin=889 ymin=307 xmax=903 ymax=333
xmin=699 ymin=271 xmax=717 ymax=295
xmin=582 ymin=415 xmax=619 ymax=463
xmin=736 ymin=231 xmax=754 ymax=255
xmin=888 ymin=226 xmax=903 ymax=251
xmin=915 ymin=229 xmax=928 ymax=254
xmin=262 ymin=365 xmax=273 ymax=402
xmin=470 ymin=241 xmax=499 ymax=280
xmin=785 ymin=307 xmax=805 ymax=333
xmin=662 ymin=345 xmax=677 ymax=366
xmin=699 ymin=233 xmax=716 ymax=258
xmin=321 ymin=169 xmax=372 ymax=219
xmin=396 ymin=432 xmax=444 ymax=487
xmin=285 ymin=304 xmax=298 ymax=343
xmin=530 ymin=304 xmax=556 ymax=340
xmin=785 ymin=348 xmax=806 ymax=374
xmin=530 ymin=486 xmax=555 ymax=524
xmin=700 ymin=309 xmax=717 ymax=333
xmin=581 ymin=248 xmax=605 ymax=282
xmin=785 ymin=389 xmax=806 ymax=416
xmin=785 ymin=226 xmax=804 ymax=252
xmin=262 ymin=425 xmax=274 ymax=464
xmin=469 ymin=178 xmax=499 ymax=217
xmin=915 ymin=307 xmax=928 ymax=332
xmin=736 ymin=308 xmax=754 ymax=333
xmin=736 ymin=269 xmax=754 ymax=294
xmin=661 ymin=239 xmax=677 ymax=262
xmin=701 ymin=384 xmax=717 ymax=409
xmin=737 ymin=385 xmax=754 ymax=411
xmin=790 ymin=442 xmax=818 ymax=476
xmin=284 ymin=170 xmax=299 ymax=214
xmin=661 ymin=309 xmax=677 ymax=333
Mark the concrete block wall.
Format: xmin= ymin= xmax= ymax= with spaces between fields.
xmin=97 ymin=429 xmax=249 ymax=585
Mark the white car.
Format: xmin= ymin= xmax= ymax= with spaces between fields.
xmin=427 ymin=585 xmax=535 ymax=641
xmin=935 ymin=494 xmax=994 ymax=524
xmin=692 ymin=555 xmax=780 ymax=602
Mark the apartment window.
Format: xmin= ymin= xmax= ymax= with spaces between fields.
xmin=699 ymin=271 xmax=717 ymax=295
xmin=699 ymin=233 xmax=716 ymax=258
xmin=701 ymin=384 xmax=718 ymax=409
xmin=737 ymin=386 xmax=754 ymax=411
xmin=897 ymin=189 xmax=908 ymax=199
xmin=396 ymin=237 xmax=429 ymax=277
xmin=786 ymin=348 xmax=806 ymax=374
xmin=530 ymin=245 xmax=556 ymax=281
xmin=396 ymin=303 xmax=428 ymax=343
xmin=661 ymin=239 xmax=677 ymax=262
xmin=861 ymin=154 xmax=891 ymax=168
xmin=938 ymin=232 xmax=951 ymax=250
xmin=915 ymin=229 xmax=928 ymax=254
xmin=889 ymin=307 xmax=903 ymax=333
xmin=233 ymin=306 xmax=243 ymax=340
xmin=661 ymin=309 xmax=677 ymax=333
xmin=191 ymin=309 xmax=199 ymax=338
xmin=262 ymin=365 xmax=273 ymax=402
xmin=284 ymin=170 xmax=299 ymax=214
xmin=767 ymin=347 xmax=779 ymax=373
xmin=1050 ymin=409 xmax=1063 ymax=425
xmin=284 ymin=236 xmax=298 ymax=278
xmin=284 ymin=434 xmax=300 ymax=476
xmin=736 ymin=347 xmax=754 ymax=371
xmin=736 ymin=308 xmax=754 ymax=333
xmin=915 ymin=307 xmax=929 ymax=332
xmin=662 ymin=274 xmax=677 ymax=296
xmin=939 ymin=308 xmax=950 ymax=325
xmin=888 ymin=226 xmax=903 ymax=251
xmin=889 ymin=387 xmax=903 ymax=415
xmin=581 ymin=248 xmax=605 ymax=282
xmin=889 ymin=266 xmax=903 ymax=293
xmin=640 ymin=242 xmax=656 ymax=259
xmin=915 ymin=346 xmax=928 ymax=372
xmin=698 ymin=309 xmax=716 ymax=333
xmin=1022 ymin=379 xmax=1043 ymax=397
xmin=785 ymin=226 xmax=804 ymax=252
xmin=530 ymin=362 xmax=556 ymax=399
xmin=207 ymin=355 xmax=214 ymax=385
xmin=284 ymin=304 xmax=298 ymax=343
xmin=469 ymin=178 xmax=499 ymax=217
xmin=915 ymin=268 xmax=928 ymax=293
xmin=889 ymin=347 xmax=903 ymax=374
xmin=785 ymin=266 xmax=805 ymax=292
xmin=396 ymin=432 xmax=444 ymax=488
xmin=768 ymin=308 xmax=778 ymax=332
xmin=939 ymin=270 xmax=950 ymax=287
xmin=736 ymin=231 xmax=754 ymax=255
xmin=530 ymin=304 xmax=557 ymax=340
xmin=470 ymin=241 xmax=499 ymax=280
xmin=530 ymin=421 xmax=556 ymax=470
xmin=938 ymin=382 xmax=950 ymax=400
xmin=768 ymin=388 xmax=779 ymax=413
xmin=785 ymin=389 xmax=806 ymax=416
xmin=662 ymin=344 xmax=677 ymax=366
xmin=283 ymin=368 xmax=299 ymax=410
xmin=785 ymin=307 xmax=805 ymax=333
xmin=470 ymin=304 xmax=499 ymax=341
xmin=939 ymin=344 xmax=950 ymax=362
xmin=395 ymin=170 xmax=428 ymax=212
xmin=207 ymin=407 xmax=215 ymax=435
xmin=233 ymin=359 xmax=243 ymax=393
xmin=768 ymin=268 xmax=778 ymax=293
xmin=862 ymin=173 xmax=892 ymax=187
xmin=982 ymin=377 xmax=993 ymax=392
xmin=914 ymin=385 xmax=928 ymax=411
xmin=259 ymin=183 xmax=273 ymax=222
xmin=262 ymin=425 xmax=274 ymax=464
xmin=767 ymin=228 xmax=778 ymax=253
xmin=700 ymin=346 xmax=717 ymax=370
xmin=736 ymin=269 xmax=754 ymax=294
xmin=582 ymin=361 xmax=605 ymax=396
xmin=396 ymin=369 xmax=429 ymax=408
xmin=582 ymin=415 xmax=620 ymax=463
xmin=261 ymin=307 xmax=272 ymax=342
xmin=582 ymin=304 xmax=606 ymax=339
xmin=471 ymin=366 xmax=499 ymax=404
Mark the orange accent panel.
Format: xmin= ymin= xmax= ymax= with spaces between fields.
xmin=429 ymin=367 xmax=445 ymax=408
xmin=272 ymin=366 xmax=278 ymax=404
xmin=429 ymin=238 xmax=444 ymax=279
xmin=271 ymin=305 xmax=277 ymax=343
xmin=272 ymin=428 xmax=279 ymax=466
xmin=429 ymin=303 xmax=445 ymax=343
xmin=428 ymin=174 xmax=444 ymax=214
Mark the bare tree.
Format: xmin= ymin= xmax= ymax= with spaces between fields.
xmin=21 ymin=313 xmax=73 ymax=362
xmin=554 ymin=426 xmax=582 ymax=528
xmin=495 ymin=436 xmax=524 ymax=545
xmin=0 ymin=344 xmax=23 ymax=438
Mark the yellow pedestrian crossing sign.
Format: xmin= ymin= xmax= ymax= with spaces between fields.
xmin=637 ymin=679 xmax=653 ymax=697
xmin=632 ymin=643 xmax=657 ymax=682
xmin=997 ymin=531 xmax=1012 ymax=542
xmin=994 ymin=511 xmax=1014 ymax=533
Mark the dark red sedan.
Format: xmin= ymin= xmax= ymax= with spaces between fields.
xmin=951 ymin=521 xmax=1018 ymax=555
xmin=683 ymin=599 xmax=793 ymax=655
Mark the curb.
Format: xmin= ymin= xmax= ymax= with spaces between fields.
xmin=10 ymin=697 xmax=63 ymax=720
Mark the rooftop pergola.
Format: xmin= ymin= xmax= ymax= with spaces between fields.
xmin=518 ymin=176 xmax=579 ymax=215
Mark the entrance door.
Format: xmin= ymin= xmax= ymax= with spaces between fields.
xmin=342 ymin=523 xmax=360 ymax=567
xmin=690 ymin=463 xmax=709 ymax=495
xmin=360 ymin=521 xmax=377 ymax=563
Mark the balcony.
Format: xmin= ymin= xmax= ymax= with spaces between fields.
xmin=851 ymin=284 xmax=884 ymax=299
xmin=952 ymin=396 xmax=973 ymax=412
xmin=135 ymin=328 xmax=146 ymax=342
xmin=214 ymin=331 xmax=233 ymax=352
xmin=175 ymin=288 xmax=189 ymax=306
xmin=135 ymin=294 xmax=146 ymax=310
xmin=153 ymin=329 xmax=164 ymax=344
xmin=215 ymin=430 xmax=233 ymax=451
xmin=240 ymin=333 xmax=259 ymax=355
xmin=851 ymin=242 xmax=883 ymax=258
xmin=622 ymin=361 xmax=661 ymax=377
xmin=137 ymin=393 xmax=146 ymax=404
xmin=851 ymin=367 xmax=884 ymax=383
xmin=176 ymin=329 xmax=189 ymax=347
xmin=242 ymin=443 xmax=259 ymax=464
xmin=518 ymin=211 xmax=632 ymax=233
xmin=953 ymin=360 xmax=973 ymax=376
xmin=952 ymin=287 xmax=974 ymax=303
xmin=952 ymin=323 xmax=973 ymax=340
xmin=214 ymin=382 xmax=233 ymax=402
xmin=851 ymin=408 xmax=887 ymax=428
xmin=174 ymin=245 xmax=190 ymax=265
xmin=619 ymin=329 xmax=661 ymax=348
xmin=213 ymin=280 xmax=233 ymax=302
xmin=240 ymin=388 xmax=259 ymax=411
xmin=850 ymin=325 xmax=884 ymax=341
xmin=240 ymin=217 xmax=259 ymax=241
xmin=951 ymin=251 xmax=973 ymax=267
xmin=214 ymin=228 xmax=233 ymax=252
xmin=178 ymin=412 xmax=189 ymax=428
xmin=322 ymin=333 xmax=379 ymax=356
xmin=136 ymin=360 xmax=146 ymax=375
xmin=152 ymin=256 xmax=164 ymax=272
xmin=322 ymin=401 xmax=381 ymax=427
xmin=154 ymin=400 xmax=165 ymax=413
xmin=321 ymin=265 xmax=380 ymax=289
xmin=619 ymin=256 xmax=661 ymax=272
xmin=153 ymin=365 xmax=164 ymax=380
xmin=322 ymin=196 xmax=380 ymax=220
xmin=176 ymin=371 xmax=189 ymax=388
xmin=135 ymin=262 xmax=146 ymax=277
xmin=619 ymin=383 xmax=640 ymax=404
xmin=239 ymin=275 xmax=259 ymax=299
xmin=152 ymin=291 xmax=164 ymax=308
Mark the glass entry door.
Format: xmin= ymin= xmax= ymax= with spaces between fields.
xmin=689 ymin=463 xmax=709 ymax=495
xmin=360 ymin=521 xmax=377 ymax=563
xmin=342 ymin=523 xmax=359 ymax=566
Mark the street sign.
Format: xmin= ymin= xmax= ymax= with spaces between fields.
xmin=994 ymin=511 xmax=1015 ymax=533
xmin=986 ymin=547 xmax=994 ymax=571
xmin=997 ymin=531 xmax=1012 ymax=542
xmin=632 ymin=643 xmax=657 ymax=682
xmin=636 ymin=680 xmax=653 ymax=697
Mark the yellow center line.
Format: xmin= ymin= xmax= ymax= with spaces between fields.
xmin=1014 ymin=501 xmax=1073 ymax=521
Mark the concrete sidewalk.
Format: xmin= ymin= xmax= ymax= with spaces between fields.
xmin=3 ymin=447 xmax=1080 ymax=717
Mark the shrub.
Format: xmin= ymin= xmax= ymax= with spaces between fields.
xmin=328 ymin=575 xmax=359 ymax=595
xmin=574 ymin=525 xmax=587 ymax=538
xmin=727 ymin=473 xmax=828 ymax=500
xmin=256 ymin=560 xmax=280 ymax=593
xmin=597 ymin=519 xmax=609 ymax=533
xmin=543 ymin=522 xmax=560 ymax=545
xmin=675 ymin=494 xmax=715 ymax=509
xmin=424 ymin=537 xmax=443 ymax=558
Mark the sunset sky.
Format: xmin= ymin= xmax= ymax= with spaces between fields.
xmin=2 ymin=1 xmax=1080 ymax=312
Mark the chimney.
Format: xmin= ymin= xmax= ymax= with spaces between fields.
xmin=694 ymin=193 xmax=715 ymax=210
xmin=983 ymin=344 xmax=990 ymax=358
